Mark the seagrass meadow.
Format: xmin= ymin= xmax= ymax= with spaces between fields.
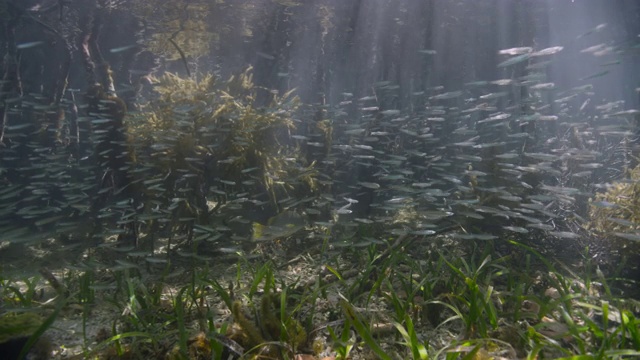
xmin=1 ymin=1 xmax=640 ymax=359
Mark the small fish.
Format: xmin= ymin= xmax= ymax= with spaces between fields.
xmin=503 ymin=226 xmax=529 ymax=234
xmin=577 ymin=23 xmax=607 ymax=39
xmin=343 ymin=197 xmax=359 ymax=204
xmin=495 ymin=153 xmax=520 ymax=160
xmin=579 ymin=163 xmax=603 ymax=169
xmin=411 ymin=229 xmax=436 ymax=236
xmin=479 ymin=92 xmax=508 ymax=100
xmin=581 ymin=43 xmax=607 ymax=54
xmin=381 ymin=109 xmax=401 ymax=116
xmin=491 ymin=79 xmax=515 ymax=86
xmin=110 ymin=44 xmax=138 ymax=53
xmin=549 ymin=231 xmax=580 ymax=239
xmin=478 ymin=113 xmax=511 ymax=124
xmin=580 ymin=70 xmax=609 ymax=81
xmin=145 ymin=257 xmax=169 ymax=264
xmin=498 ymin=53 xmax=530 ymax=67
xmin=345 ymin=128 xmax=366 ymax=135
xmin=530 ymin=83 xmax=555 ymax=90
xmin=527 ymin=223 xmax=555 ymax=231
xmin=334 ymin=205 xmax=352 ymax=215
xmin=354 ymin=218 xmax=374 ymax=224
xmin=452 ymin=233 xmax=498 ymax=240
xmin=525 ymin=152 xmax=559 ymax=162
xmin=607 ymin=218 xmax=634 ymax=227
xmin=466 ymin=80 xmax=490 ymax=87
xmin=499 ymin=195 xmax=523 ymax=202
xmin=430 ymin=91 xmax=463 ymax=100
xmin=590 ymin=200 xmax=617 ymax=209
xmin=458 ymin=211 xmax=484 ymax=220
xmin=358 ymin=182 xmax=381 ymax=189
xmin=531 ymin=46 xmax=563 ymax=56
xmin=256 ymin=51 xmax=276 ymax=60
xmin=17 ymin=41 xmax=44 ymax=49
xmin=361 ymin=106 xmax=379 ymax=112
xmin=241 ymin=167 xmax=260 ymax=173
xmin=614 ymin=233 xmax=640 ymax=242
xmin=5 ymin=123 xmax=33 ymax=131
xmin=498 ymin=47 xmax=532 ymax=56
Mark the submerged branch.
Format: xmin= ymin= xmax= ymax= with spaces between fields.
xmin=25 ymin=14 xmax=71 ymax=105
xmin=0 ymin=13 xmax=23 ymax=146
xmin=168 ymin=1 xmax=191 ymax=78
xmin=168 ymin=38 xmax=191 ymax=78
xmin=79 ymin=15 xmax=97 ymax=86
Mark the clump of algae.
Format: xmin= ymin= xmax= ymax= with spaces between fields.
xmin=588 ymin=164 xmax=640 ymax=233
xmin=0 ymin=312 xmax=50 ymax=360
xmin=587 ymin=163 xmax=640 ymax=252
xmin=227 ymin=291 xmax=307 ymax=359
xmin=0 ymin=312 xmax=42 ymax=343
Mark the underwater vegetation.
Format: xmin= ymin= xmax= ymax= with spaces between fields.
xmin=589 ymin=163 xmax=640 ymax=239
xmin=0 ymin=312 xmax=51 ymax=360
xmin=123 ymin=67 xmax=318 ymax=251
xmin=226 ymin=282 xmax=307 ymax=357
